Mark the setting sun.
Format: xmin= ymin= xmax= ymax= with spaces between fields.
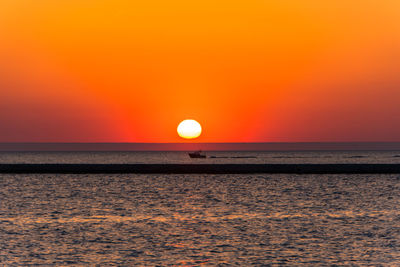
xmin=177 ymin=120 xmax=202 ymax=139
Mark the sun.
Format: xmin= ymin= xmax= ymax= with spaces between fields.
xmin=177 ymin=119 xmax=202 ymax=139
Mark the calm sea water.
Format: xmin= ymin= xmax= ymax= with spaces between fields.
xmin=1 ymin=152 xmax=400 ymax=265
xmin=1 ymin=150 xmax=400 ymax=164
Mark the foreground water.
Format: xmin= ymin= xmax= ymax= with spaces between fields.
xmin=1 ymin=173 xmax=399 ymax=265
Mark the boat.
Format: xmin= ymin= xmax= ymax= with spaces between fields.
xmin=188 ymin=150 xmax=206 ymax=158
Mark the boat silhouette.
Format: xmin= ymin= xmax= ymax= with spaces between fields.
xmin=188 ymin=150 xmax=206 ymax=158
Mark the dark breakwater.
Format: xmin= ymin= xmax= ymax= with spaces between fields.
xmin=1 ymin=164 xmax=400 ymax=174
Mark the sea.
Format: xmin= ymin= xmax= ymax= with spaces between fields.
xmin=1 ymin=151 xmax=400 ymax=265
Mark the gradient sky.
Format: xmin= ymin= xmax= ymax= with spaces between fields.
xmin=1 ymin=0 xmax=399 ymax=142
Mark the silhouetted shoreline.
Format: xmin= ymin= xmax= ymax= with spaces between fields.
xmin=1 ymin=164 xmax=400 ymax=174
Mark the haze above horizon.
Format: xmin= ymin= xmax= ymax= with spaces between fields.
xmin=1 ymin=142 xmax=400 ymax=152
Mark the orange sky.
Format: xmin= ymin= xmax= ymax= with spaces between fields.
xmin=1 ymin=0 xmax=400 ymax=142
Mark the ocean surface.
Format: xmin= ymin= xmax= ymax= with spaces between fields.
xmin=1 ymin=151 xmax=400 ymax=265
xmin=2 ymin=150 xmax=400 ymax=164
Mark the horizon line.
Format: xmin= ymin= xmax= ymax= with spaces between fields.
xmin=1 ymin=141 xmax=400 ymax=144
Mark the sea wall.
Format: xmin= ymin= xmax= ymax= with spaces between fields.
xmin=1 ymin=164 xmax=400 ymax=174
